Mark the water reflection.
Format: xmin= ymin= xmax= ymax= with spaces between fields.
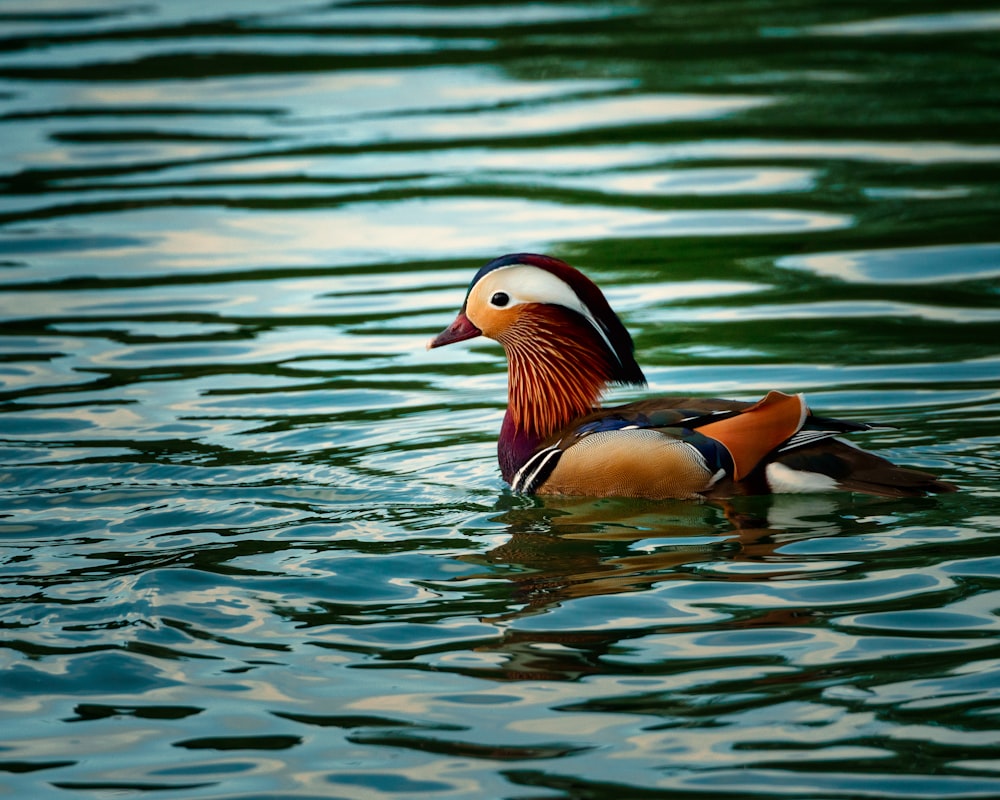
xmin=777 ymin=243 xmax=1000 ymax=284
xmin=542 ymin=166 xmax=818 ymax=196
xmin=0 ymin=201 xmax=852 ymax=280
xmin=804 ymin=10 xmax=1000 ymax=37
xmin=464 ymin=498 xmax=739 ymax=618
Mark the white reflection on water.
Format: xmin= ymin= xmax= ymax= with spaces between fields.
xmin=541 ymin=166 xmax=816 ymax=196
xmin=0 ymin=200 xmax=851 ymax=278
xmin=0 ymin=36 xmax=495 ymax=69
xmin=639 ymin=357 xmax=1000 ymax=401
xmin=419 ymin=94 xmax=774 ymax=139
xmin=655 ymin=300 xmax=1000 ymax=324
xmin=216 ymin=199 xmax=843 ymax=263
xmin=41 ymin=139 xmax=1000 ymax=193
xmin=863 ymin=186 xmax=972 ymax=200
xmin=68 ymin=70 xmax=624 ymax=119
xmin=669 ymin=139 xmax=1000 ymax=164
xmin=804 ymin=11 xmax=1000 ymax=37
xmin=607 ymin=280 xmax=768 ymax=310
xmin=267 ymin=3 xmax=629 ymax=29
xmin=776 ymin=243 xmax=1000 ymax=284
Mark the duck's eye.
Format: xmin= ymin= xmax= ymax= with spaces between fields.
xmin=490 ymin=291 xmax=510 ymax=308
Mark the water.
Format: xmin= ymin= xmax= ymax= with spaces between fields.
xmin=1 ymin=1 xmax=999 ymax=797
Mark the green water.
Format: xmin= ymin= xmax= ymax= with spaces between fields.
xmin=1 ymin=1 xmax=999 ymax=798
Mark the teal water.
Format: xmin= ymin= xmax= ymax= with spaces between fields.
xmin=1 ymin=2 xmax=999 ymax=798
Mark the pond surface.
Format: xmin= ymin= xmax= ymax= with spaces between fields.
xmin=2 ymin=1 xmax=999 ymax=798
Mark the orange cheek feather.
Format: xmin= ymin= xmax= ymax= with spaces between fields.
xmin=499 ymin=306 xmax=617 ymax=439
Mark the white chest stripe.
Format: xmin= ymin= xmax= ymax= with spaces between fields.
xmin=511 ymin=445 xmax=562 ymax=493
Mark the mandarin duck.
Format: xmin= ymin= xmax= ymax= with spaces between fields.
xmin=429 ymin=253 xmax=957 ymax=499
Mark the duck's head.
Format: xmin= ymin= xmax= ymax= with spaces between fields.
xmin=429 ymin=252 xmax=646 ymax=387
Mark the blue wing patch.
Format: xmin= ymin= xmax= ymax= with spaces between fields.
xmin=572 ymin=414 xmax=651 ymax=436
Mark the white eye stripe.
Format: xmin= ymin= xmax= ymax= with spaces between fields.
xmin=473 ymin=265 xmax=620 ymax=362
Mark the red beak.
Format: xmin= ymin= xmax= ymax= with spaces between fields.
xmin=428 ymin=311 xmax=482 ymax=348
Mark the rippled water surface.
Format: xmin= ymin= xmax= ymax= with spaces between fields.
xmin=2 ymin=2 xmax=999 ymax=797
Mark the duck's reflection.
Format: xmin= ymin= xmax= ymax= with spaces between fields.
xmin=463 ymin=493 xmax=850 ymax=609
xmin=449 ymin=492 xmax=913 ymax=680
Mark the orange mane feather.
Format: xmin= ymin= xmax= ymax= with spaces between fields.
xmin=501 ymin=305 xmax=617 ymax=440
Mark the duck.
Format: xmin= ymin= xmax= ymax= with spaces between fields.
xmin=429 ymin=253 xmax=958 ymax=499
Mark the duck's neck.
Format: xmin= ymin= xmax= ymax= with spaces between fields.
xmin=499 ymin=412 xmax=542 ymax=484
xmin=497 ymin=333 xmax=614 ymax=482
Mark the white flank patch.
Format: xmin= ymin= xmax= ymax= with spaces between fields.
xmin=766 ymin=462 xmax=840 ymax=494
